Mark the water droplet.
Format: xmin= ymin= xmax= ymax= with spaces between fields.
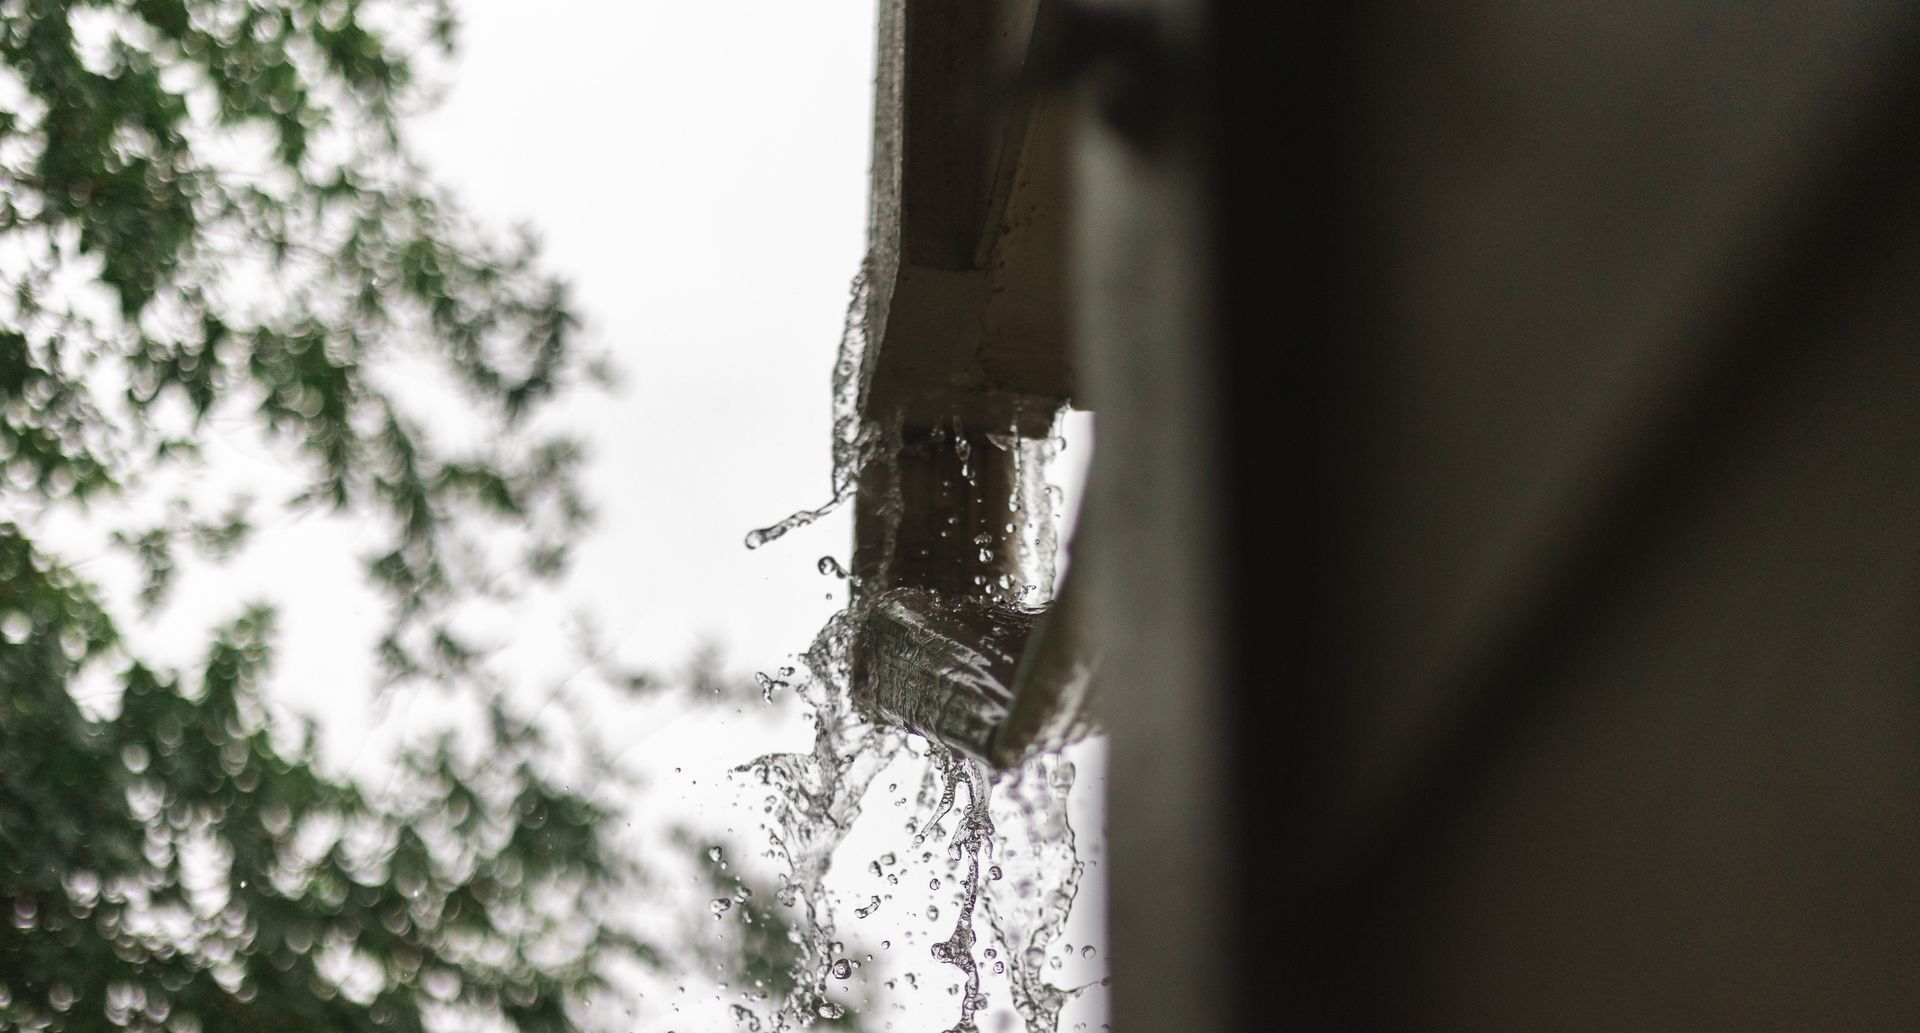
xmin=988 ymin=865 xmax=1002 ymax=881
xmin=856 ymin=895 xmax=882 ymax=918
xmin=745 ymin=495 xmax=845 ymax=550
xmin=879 ymin=852 xmax=896 ymax=866
xmin=817 ymin=555 xmax=848 ymax=578
xmin=926 ymin=904 xmax=941 ymax=921
xmin=817 ymin=1003 xmax=844 ymax=1019
xmin=1082 ymin=945 xmax=1096 ymax=959
xmin=754 ymin=671 xmax=787 ymax=703
xmin=929 ymin=877 xmax=941 ymax=890
xmin=1024 ymin=947 xmax=1044 ymax=969
xmin=707 ymin=846 xmax=724 ymax=863
xmin=709 ymin=898 xmax=732 ymax=918
xmin=831 ymin=959 xmax=852 ymax=979
xmin=993 ymin=960 xmax=1005 ymax=974
xmin=882 ymin=940 xmax=891 ymax=950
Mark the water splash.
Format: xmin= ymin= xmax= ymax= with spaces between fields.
xmin=732 ymin=607 xmax=901 ymax=1029
xmin=1009 ymin=431 xmax=1063 ymax=602
xmin=755 ymin=668 xmax=793 ymax=704
xmin=743 ymin=266 xmax=876 ymax=551
xmin=981 ymin=754 xmax=1093 ymax=1031
xmin=745 ymin=500 xmax=848 ymax=551
xmin=924 ymin=747 xmax=995 ymax=1032
xmin=738 ymin=658 xmax=1097 ymax=1030
xmin=735 ymin=261 xmax=1097 ymax=1030
xmin=731 ymin=597 xmax=1098 ymax=1032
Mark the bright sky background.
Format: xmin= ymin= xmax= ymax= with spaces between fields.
xmin=409 ymin=0 xmax=877 ymax=671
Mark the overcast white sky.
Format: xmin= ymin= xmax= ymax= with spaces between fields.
xmin=408 ymin=0 xmax=878 ymax=672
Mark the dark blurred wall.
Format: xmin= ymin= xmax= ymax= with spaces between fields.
xmin=1079 ymin=2 xmax=1920 ymax=1028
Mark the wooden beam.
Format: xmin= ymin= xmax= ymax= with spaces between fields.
xmin=862 ymin=0 xmax=1074 ymax=435
xmin=849 ymin=1 xmax=1091 ymax=767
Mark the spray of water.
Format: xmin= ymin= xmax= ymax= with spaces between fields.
xmin=744 ymin=264 xmax=876 ymax=551
xmin=922 ymin=748 xmax=993 ymax=1031
xmin=736 ymin=623 xmax=1097 ymax=1031
xmin=734 ymin=263 xmax=1096 ymax=1031
xmin=734 ymin=608 xmax=902 ymax=1028
xmin=980 ymin=754 xmax=1092 ymax=1030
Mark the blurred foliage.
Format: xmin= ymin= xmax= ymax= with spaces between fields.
xmin=0 ymin=1 xmax=644 ymax=1031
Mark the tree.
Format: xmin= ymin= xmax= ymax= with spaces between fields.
xmin=0 ymin=2 xmax=641 ymax=1030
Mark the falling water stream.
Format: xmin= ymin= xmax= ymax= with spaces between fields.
xmin=730 ymin=267 xmax=1102 ymax=1031
xmin=733 ymin=612 xmax=1098 ymax=1032
xmin=741 ymin=268 xmax=876 ymax=555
